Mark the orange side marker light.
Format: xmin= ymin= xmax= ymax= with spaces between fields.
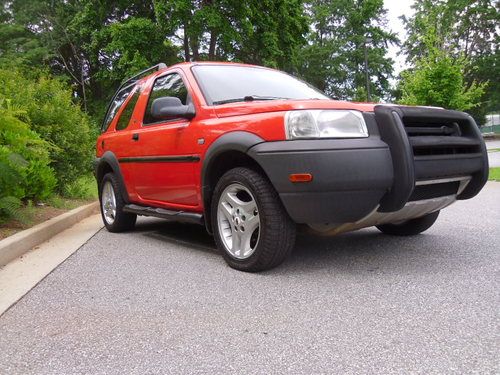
xmin=289 ymin=173 xmax=313 ymax=183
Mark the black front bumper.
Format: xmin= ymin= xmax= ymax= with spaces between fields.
xmin=248 ymin=106 xmax=488 ymax=225
xmin=248 ymin=138 xmax=394 ymax=224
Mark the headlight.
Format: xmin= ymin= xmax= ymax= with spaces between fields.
xmin=285 ymin=110 xmax=369 ymax=139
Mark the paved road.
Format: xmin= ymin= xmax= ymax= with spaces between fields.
xmin=486 ymin=140 xmax=500 ymax=150
xmin=1 ymin=184 xmax=499 ymax=374
xmin=486 ymin=140 xmax=500 ymax=168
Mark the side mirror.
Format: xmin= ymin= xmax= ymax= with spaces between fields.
xmin=151 ymin=96 xmax=195 ymax=120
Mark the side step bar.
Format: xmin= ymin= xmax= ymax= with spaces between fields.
xmin=123 ymin=204 xmax=204 ymax=225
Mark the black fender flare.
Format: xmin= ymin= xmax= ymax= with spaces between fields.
xmin=94 ymin=151 xmax=130 ymax=204
xmin=201 ymin=131 xmax=265 ymax=231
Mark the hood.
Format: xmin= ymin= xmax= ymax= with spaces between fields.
xmin=213 ymin=99 xmax=376 ymax=118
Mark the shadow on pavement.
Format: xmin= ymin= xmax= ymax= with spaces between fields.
xmin=130 ymin=217 xmax=450 ymax=275
xmin=134 ymin=217 xmax=217 ymax=254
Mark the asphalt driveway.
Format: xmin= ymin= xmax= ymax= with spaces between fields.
xmin=487 ymin=140 xmax=500 ymax=168
xmin=1 ymin=183 xmax=499 ymax=374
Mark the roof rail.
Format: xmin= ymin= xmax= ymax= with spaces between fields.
xmin=101 ymin=63 xmax=167 ymax=132
xmin=117 ymin=63 xmax=167 ymax=92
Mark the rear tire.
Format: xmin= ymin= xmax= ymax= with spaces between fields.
xmin=376 ymin=210 xmax=440 ymax=236
xmin=211 ymin=167 xmax=296 ymax=272
xmin=99 ymin=173 xmax=136 ymax=232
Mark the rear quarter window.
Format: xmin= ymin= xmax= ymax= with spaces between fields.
xmin=116 ymin=87 xmax=141 ymax=131
xmin=102 ymin=84 xmax=135 ymax=132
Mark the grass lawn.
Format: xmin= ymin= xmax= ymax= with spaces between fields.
xmin=489 ymin=167 xmax=500 ymax=181
xmin=488 ymin=148 xmax=500 ymax=153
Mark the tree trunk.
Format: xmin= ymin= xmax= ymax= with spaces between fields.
xmin=191 ymin=38 xmax=200 ymax=61
xmin=80 ymin=63 xmax=87 ymax=112
xmin=183 ymin=23 xmax=190 ymax=62
xmin=208 ymin=29 xmax=217 ymax=60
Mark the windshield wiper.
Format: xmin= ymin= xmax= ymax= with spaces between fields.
xmin=213 ymin=95 xmax=290 ymax=105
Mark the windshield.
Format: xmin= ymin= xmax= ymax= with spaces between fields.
xmin=192 ymin=65 xmax=329 ymax=105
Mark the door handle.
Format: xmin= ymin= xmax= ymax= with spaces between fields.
xmin=132 ymin=133 xmax=139 ymax=141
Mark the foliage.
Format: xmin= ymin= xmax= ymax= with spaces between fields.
xmin=0 ymin=69 xmax=94 ymax=191
xmin=402 ymin=0 xmax=499 ymax=122
xmin=398 ymin=54 xmax=485 ymax=110
xmin=153 ymin=0 xmax=308 ymax=70
xmin=0 ymin=106 xmax=56 ymax=201
xmin=398 ymin=16 xmax=486 ymax=111
xmin=62 ymin=174 xmax=98 ymax=200
xmin=298 ymin=0 xmax=398 ymax=100
xmin=1 ymin=0 xmax=310 ymax=120
xmin=0 ymin=103 xmax=56 ymax=221
xmin=97 ymin=18 xmax=179 ymax=83
xmin=0 ymin=196 xmax=22 ymax=224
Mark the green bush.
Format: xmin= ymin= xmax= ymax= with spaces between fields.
xmin=0 ymin=107 xmax=56 ymax=201
xmin=0 ymin=69 xmax=95 ymax=192
xmin=62 ymin=174 xmax=98 ymax=200
xmin=0 ymin=105 xmax=56 ymax=221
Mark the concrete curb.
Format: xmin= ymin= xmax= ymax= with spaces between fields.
xmin=0 ymin=202 xmax=99 ymax=267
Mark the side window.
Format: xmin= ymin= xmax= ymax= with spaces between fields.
xmin=143 ymin=73 xmax=188 ymax=124
xmin=102 ymin=85 xmax=134 ymax=132
xmin=116 ymin=87 xmax=141 ymax=131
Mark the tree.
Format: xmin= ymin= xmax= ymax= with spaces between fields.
xmin=0 ymin=2 xmax=51 ymax=68
xmin=153 ymin=0 xmax=308 ymax=71
xmin=2 ymin=0 xmax=309 ymax=119
xmin=93 ymin=17 xmax=180 ymax=87
xmin=398 ymin=22 xmax=485 ymax=111
xmin=402 ymin=0 xmax=499 ymax=122
xmin=298 ymin=0 xmax=398 ymax=100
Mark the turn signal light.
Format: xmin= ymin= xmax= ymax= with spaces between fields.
xmin=289 ymin=173 xmax=313 ymax=183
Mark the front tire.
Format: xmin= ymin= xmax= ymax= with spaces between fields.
xmin=211 ymin=167 xmax=296 ymax=272
xmin=99 ymin=173 xmax=136 ymax=232
xmin=376 ymin=210 xmax=440 ymax=236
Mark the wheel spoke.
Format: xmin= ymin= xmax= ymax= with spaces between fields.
xmin=241 ymin=200 xmax=257 ymax=216
xmin=240 ymin=230 xmax=253 ymax=255
xmin=222 ymin=190 xmax=239 ymax=209
xmin=246 ymin=214 xmax=259 ymax=233
xmin=231 ymin=227 xmax=241 ymax=254
xmin=220 ymin=201 xmax=233 ymax=222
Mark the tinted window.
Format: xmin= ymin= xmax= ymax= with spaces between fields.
xmin=102 ymin=84 xmax=135 ymax=131
xmin=143 ymin=73 xmax=188 ymax=124
xmin=192 ymin=65 xmax=329 ymax=105
xmin=116 ymin=87 xmax=141 ymax=130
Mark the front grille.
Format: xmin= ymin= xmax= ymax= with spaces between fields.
xmin=408 ymin=181 xmax=460 ymax=202
xmin=374 ymin=105 xmax=486 ymax=212
xmin=402 ymin=117 xmax=481 ymax=156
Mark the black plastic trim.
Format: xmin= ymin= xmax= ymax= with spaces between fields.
xmin=455 ymin=114 xmax=489 ymax=199
xmin=123 ymin=204 xmax=204 ymax=225
xmin=201 ymin=131 xmax=265 ymax=232
xmin=414 ymin=154 xmax=485 ymax=180
xmin=374 ymin=105 xmax=489 ymax=209
xmin=374 ymin=106 xmax=415 ymax=212
xmin=95 ymin=151 xmax=130 ymax=204
xmin=247 ymin=138 xmax=393 ymax=224
xmin=118 ymin=155 xmax=200 ymax=163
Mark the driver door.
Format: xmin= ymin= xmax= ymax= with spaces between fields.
xmin=130 ymin=71 xmax=199 ymax=207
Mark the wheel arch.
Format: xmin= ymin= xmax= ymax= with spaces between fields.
xmin=201 ymin=131 xmax=268 ymax=233
xmin=95 ymin=151 xmax=130 ymax=204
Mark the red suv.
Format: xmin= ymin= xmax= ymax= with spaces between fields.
xmin=95 ymin=62 xmax=488 ymax=271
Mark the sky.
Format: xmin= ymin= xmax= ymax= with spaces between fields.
xmin=383 ymin=0 xmax=415 ymax=75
